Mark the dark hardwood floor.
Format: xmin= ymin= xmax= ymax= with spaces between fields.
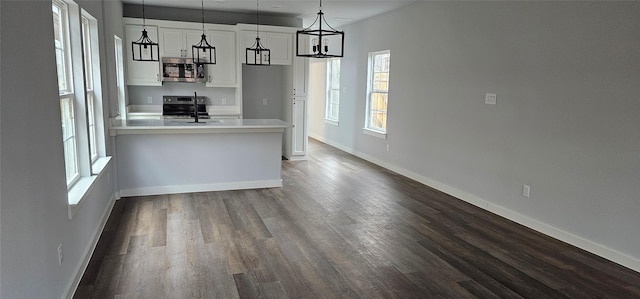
xmin=75 ymin=138 xmax=640 ymax=298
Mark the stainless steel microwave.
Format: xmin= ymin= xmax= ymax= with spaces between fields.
xmin=161 ymin=57 xmax=206 ymax=83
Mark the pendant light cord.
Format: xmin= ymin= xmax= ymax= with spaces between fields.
xmin=201 ymin=0 xmax=205 ymax=32
xmin=256 ymin=0 xmax=260 ymax=37
xmin=142 ymin=0 xmax=146 ymax=27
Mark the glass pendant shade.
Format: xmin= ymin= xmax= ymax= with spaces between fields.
xmin=246 ymin=0 xmax=270 ymax=65
xmin=131 ymin=0 xmax=159 ymax=62
xmin=246 ymin=37 xmax=270 ymax=65
xmin=296 ymin=1 xmax=344 ymax=58
xmin=192 ymin=0 xmax=216 ymax=65
xmin=192 ymin=35 xmax=216 ymax=65
xmin=132 ymin=29 xmax=159 ymax=61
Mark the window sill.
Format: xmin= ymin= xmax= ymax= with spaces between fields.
xmin=67 ymin=156 xmax=112 ymax=219
xmin=362 ymin=128 xmax=387 ymax=139
xmin=324 ymin=119 xmax=339 ymax=126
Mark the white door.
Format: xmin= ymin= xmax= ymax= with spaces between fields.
xmin=292 ymin=98 xmax=307 ymax=155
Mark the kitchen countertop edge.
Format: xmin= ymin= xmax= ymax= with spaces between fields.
xmin=110 ymin=118 xmax=291 ymax=136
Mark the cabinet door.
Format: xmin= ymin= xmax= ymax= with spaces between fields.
xmin=159 ymin=28 xmax=183 ymax=57
xmin=267 ymin=32 xmax=292 ymax=65
xmin=125 ymin=25 xmax=161 ymax=86
xmin=240 ymin=31 xmax=266 ymax=64
xmin=206 ymin=30 xmax=237 ymax=87
xmin=293 ymin=58 xmax=308 ymax=96
xmin=184 ymin=29 xmax=205 ymax=59
xmin=292 ymin=98 xmax=307 ymax=156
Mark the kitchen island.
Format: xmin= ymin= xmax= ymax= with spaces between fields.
xmin=110 ymin=118 xmax=290 ymax=197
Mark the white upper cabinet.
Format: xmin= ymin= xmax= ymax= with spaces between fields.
xmin=267 ymin=32 xmax=292 ymax=65
xmin=240 ymin=30 xmax=292 ymax=65
xmin=159 ymin=28 xmax=204 ymax=58
xmin=292 ymin=57 xmax=308 ymax=96
xmin=292 ymin=35 xmax=309 ymax=96
xmin=125 ymin=24 xmax=161 ymax=86
xmin=206 ymin=30 xmax=237 ymax=87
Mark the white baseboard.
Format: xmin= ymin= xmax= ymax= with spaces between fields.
xmin=119 ymin=180 xmax=283 ymax=197
xmin=308 ymin=134 xmax=640 ymax=273
xmin=63 ymin=193 xmax=117 ymax=299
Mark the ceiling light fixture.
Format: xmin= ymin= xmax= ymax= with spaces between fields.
xmin=131 ymin=0 xmax=159 ymax=62
xmin=192 ymin=0 xmax=216 ymax=65
xmin=246 ymin=0 xmax=270 ymax=65
xmin=296 ymin=0 xmax=344 ymax=58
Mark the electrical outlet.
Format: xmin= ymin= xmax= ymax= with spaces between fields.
xmin=58 ymin=243 xmax=63 ymax=265
xmin=522 ymin=185 xmax=531 ymax=198
xmin=262 ymin=98 xmax=268 ymax=105
xmin=485 ymin=93 xmax=497 ymax=105
xmin=147 ymin=96 xmax=153 ymax=104
xmin=386 ymin=144 xmax=390 ymax=152
xmin=221 ymin=98 xmax=227 ymax=105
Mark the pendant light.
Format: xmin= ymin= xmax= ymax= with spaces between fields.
xmin=246 ymin=0 xmax=270 ymax=65
xmin=192 ymin=0 xmax=216 ymax=65
xmin=296 ymin=0 xmax=344 ymax=58
xmin=131 ymin=0 xmax=159 ymax=62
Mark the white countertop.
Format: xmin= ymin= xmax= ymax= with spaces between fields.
xmin=110 ymin=118 xmax=290 ymax=135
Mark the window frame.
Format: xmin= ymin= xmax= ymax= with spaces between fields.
xmin=325 ymin=58 xmax=341 ymax=125
xmin=81 ymin=15 xmax=98 ymax=162
xmin=53 ymin=0 xmax=112 ymax=218
xmin=364 ymin=50 xmax=391 ymax=139
xmin=53 ymin=0 xmax=80 ymax=186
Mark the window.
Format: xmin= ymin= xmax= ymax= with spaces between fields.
xmin=82 ymin=16 xmax=98 ymax=162
xmin=53 ymin=1 xmax=109 ymax=202
xmin=114 ymin=36 xmax=126 ymax=118
xmin=53 ymin=0 xmax=79 ymax=185
xmin=365 ymin=50 xmax=390 ymax=137
xmin=325 ymin=58 xmax=341 ymax=124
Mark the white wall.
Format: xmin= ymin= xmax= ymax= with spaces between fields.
xmin=0 ymin=1 xmax=121 ymax=298
xmin=309 ymin=1 xmax=640 ymax=271
xmin=242 ymin=65 xmax=286 ymax=119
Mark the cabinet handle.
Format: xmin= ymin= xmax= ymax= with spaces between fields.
xmin=293 ymin=88 xmax=296 ymax=95
xmin=208 ymin=75 xmax=212 ymax=82
xmin=157 ymin=74 xmax=160 ymax=81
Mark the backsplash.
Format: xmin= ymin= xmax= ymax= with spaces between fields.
xmin=127 ymin=83 xmax=236 ymax=106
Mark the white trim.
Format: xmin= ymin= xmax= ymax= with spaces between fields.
xmin=324 ymin=119 xmax=339 ymax=126
xmin=67 ymin=158 xmax=112 ymax=219
xmin=63 ymin=194 xmax=117 ymax=299
xmin=119 ymin=180 xmax=283 ymax=197
xmin=111 ymin=127 xmax=285 ymax=136
xmin=286 ymin=155 xmax=308 ymax=161
xmin=307 ymin=135 xmax=640 ymax=273
xmin=362 ymin=128 xmax=387 ymax=139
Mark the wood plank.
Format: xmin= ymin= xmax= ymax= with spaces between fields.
xmin=74 ymin=139 xmax=640 ymax=299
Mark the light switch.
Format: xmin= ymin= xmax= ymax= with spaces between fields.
xmin=485 ymin=93 xmax=497 ymax=105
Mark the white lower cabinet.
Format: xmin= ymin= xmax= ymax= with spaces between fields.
xmin=292 ymin=97 xmax=308 ymax=156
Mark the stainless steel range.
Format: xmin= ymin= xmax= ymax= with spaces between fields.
xmin=162 ymin=95 xmax=210 ymax=119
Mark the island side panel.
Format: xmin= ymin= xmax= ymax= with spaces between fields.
xmin=116 ymin=132 xmax=283 ymax=196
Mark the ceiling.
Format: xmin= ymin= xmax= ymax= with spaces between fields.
xmin=122 ymin=0 xmax=421 ymax=27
